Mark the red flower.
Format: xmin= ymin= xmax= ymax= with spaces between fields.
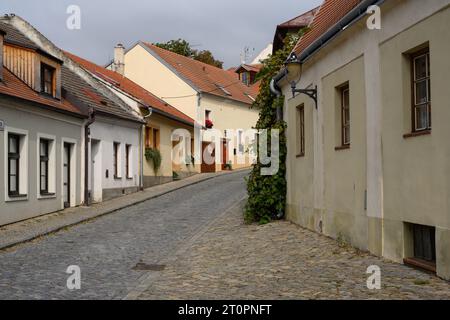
xmin=205 ymin=119 xmax=214 ymax=129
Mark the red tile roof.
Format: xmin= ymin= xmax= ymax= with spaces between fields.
xmin=235 ymin=64 xmax=263 ymax=73
xmin=293 ymin=0 xmax=362 ymax=56
xmin=142 ymin=43 xmax=259 ymax=105
xmin=0 ymin=67 xmax=85 ymax=117
xmin=278 ymin=6 xmax=320 ymax=29
xmin=64 ymin=51 xmax=195 ymax=126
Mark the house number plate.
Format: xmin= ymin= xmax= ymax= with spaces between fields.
xmin=0 ymin=120 xmax=4 ymax=131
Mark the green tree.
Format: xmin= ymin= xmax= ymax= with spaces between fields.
xmin=154 ymin=39 xmax=223 ymax=69
xmin=245 ymin=31 xmax=304 ymax=224
xmin=154 ymin=39 xmax=194 ymax=57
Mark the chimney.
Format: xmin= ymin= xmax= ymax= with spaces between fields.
xmin=113 ymin=43 xmax=125 ymax=75
xmin=0 ymin=29 xmax=5 ymax=81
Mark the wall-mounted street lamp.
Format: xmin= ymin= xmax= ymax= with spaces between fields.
xmin=285 ymin=52 xmax=318 ymax=109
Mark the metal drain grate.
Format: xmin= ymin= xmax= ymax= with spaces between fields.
xmin=132 ymin=262 xmax=166 ymax=271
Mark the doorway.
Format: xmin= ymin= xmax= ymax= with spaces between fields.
xmin=63 ymin=143 xmax=71 ymax=208
xmin=90 ymin=139 xmax=102 ymax=203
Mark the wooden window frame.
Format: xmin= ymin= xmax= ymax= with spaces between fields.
xmin=410 ymin=48 xmax=431 ymax=133
xmin=41 ymin=63 xmax=55 ymax=97
xmin=8 ymin=134 xmax=21 ymax=197
xmin=341 ymin=85 xmax=350 ymax=147
xmin=39 ymin=139 xmax=50 ymax=195
xmin=296 ymin=105 xmax=305 ymax=157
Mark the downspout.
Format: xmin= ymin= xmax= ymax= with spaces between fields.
xmin=141 ymin=107 xmax=153 ymax=190
xmin=84 ymin=108 xmax=95 ymax=206
xmin=270 ymin=68 xmax=288 ymax=121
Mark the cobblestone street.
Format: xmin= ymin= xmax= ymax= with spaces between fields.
xmin=135 ymin=202 xmax=450 ymax=300
xmin=1 ymin=169 xmax=449 ymax=300
xmin=0 ymin=171 xmax=248 ymax=300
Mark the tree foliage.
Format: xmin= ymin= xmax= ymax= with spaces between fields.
xmin=245 ymin=32 xmax=303 ymax=224
xmin=154 ymin=39 xmax=224 ymax=69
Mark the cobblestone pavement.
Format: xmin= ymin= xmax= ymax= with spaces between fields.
xmin=136 ymin=202 xmax=450 ymax=300
xmin=0 ymin=171 xmax=249 ymax=300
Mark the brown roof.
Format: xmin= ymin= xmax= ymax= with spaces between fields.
xmin=0 ymin=19 xmax=143 ymax=123
xmin=142 ymin=43 xmax=259 ymax=104
xmin=64 ymin=51 xmax=195 ymax=126
xmin=235 ymin=64 xmax=263 ymax=73
xmin=278 ymin=6 xmax=319 ymax=29
xmin=293 ymin=0 xmax=362 ymax=56
xmin=0 ymin=67 xmax=85 ymax=117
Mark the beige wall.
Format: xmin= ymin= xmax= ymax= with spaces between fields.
xmin=124 ymin=44 xmax=259 ymax=171
xmin=201 ymin=94 xmax=259 ymax=169
xmin=124 ymin=44 xmax=199 ymax=120
xmin=380 ymin=6 xmax=450 ymax=264
xmin=282 ymin=1 xmax=450 ymax=279
xmin=144 ymin=113 xmax=198 ymax=180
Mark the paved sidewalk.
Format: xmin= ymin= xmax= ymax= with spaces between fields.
xmin=133 ymin=199 xmax=450 ymax=300
xmin=0 ymin=169 xmax=245 ymax=251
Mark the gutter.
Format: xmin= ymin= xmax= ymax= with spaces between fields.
xmin=271 ymin=0 xmax=385 ymax=94
xmin=299 ymin=0 xmax=385 ymax=63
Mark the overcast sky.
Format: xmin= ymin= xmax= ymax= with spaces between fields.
xmin=0 ymin=0 xmax=322 ymax=68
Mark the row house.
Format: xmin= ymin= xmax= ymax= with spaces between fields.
xmin=107 ymin=43 xmax=260 ymax=172
xmin=273 ymin=0 xmax=450 ymax=279
xmin=64 ymin=51 xmax=198 ymax=187
xmin=0 ymin=15 xmax=145 ymax=225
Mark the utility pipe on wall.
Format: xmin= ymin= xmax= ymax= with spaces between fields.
xmin=84 ymin=108 xmax=95 ymax=206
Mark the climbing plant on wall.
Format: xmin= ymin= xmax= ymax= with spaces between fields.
xmin=245 ymin=32 xmax=303 ymax=224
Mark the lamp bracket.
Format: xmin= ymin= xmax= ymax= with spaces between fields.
xmin=291 ymin=82 xmax=318 ymax=109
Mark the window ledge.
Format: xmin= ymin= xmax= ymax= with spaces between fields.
xmin=404 ymin=257 xmax=436 ymax=273
xmin=296 ymin=153 xmax=305 ymax=158
xmin=403 ymin=130 xmax=431 ymax=139
xmin=114 ymin=176 xmax=123 ymax=180
xmin=335 ymin=145 xmax=350 ymax=151
xmin=6 ymin=194 xmax=28 ymax=202
xmin=39 ymin=193 xmax=56 ymax=199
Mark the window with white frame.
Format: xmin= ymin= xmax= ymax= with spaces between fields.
xmin=8 ymin=134 xmax=21 ymax=196
xmin=6 ymin=129 xmax=28 ymax=199
xmin=125 ymin=144 xmax=132 ymax=179
xmin=113 ymin=142 xmax=121 ymax=179
xmin=38 ymin=135 xmax=56 ymax=197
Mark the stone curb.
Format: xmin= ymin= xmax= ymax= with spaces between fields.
xmin=0 ymin=169 xmax=250 ymax=252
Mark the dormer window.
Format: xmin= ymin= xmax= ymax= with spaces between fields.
xmin=241 ymin=72 xmax=249 ymax=86
xmin=41 ymin=63 xmax=55 ymax=96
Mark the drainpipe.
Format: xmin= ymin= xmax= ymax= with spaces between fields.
xmin=84 ymin=108 xmax=95 ymax=206
xmin=140 ymin=107 xmax=153 ymax=190
xmin=270 ymin=69 xmax=288 ymax=121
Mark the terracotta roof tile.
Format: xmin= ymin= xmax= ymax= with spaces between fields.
xmin=293 ymin=0 xmax=362 ymax=56
xmin=142 ymin=43 xmax=259 ymax=104
xmin=0 ymin=67 xmax=85 ymax=116
xmin=278 ymin=6 xmax=320 ymax=29
xmin=64 ymin=51 xmax=195 ymax=126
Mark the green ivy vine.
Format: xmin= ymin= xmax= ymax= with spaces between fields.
xmin=245 ymin=32 xmax=303 ymax=224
